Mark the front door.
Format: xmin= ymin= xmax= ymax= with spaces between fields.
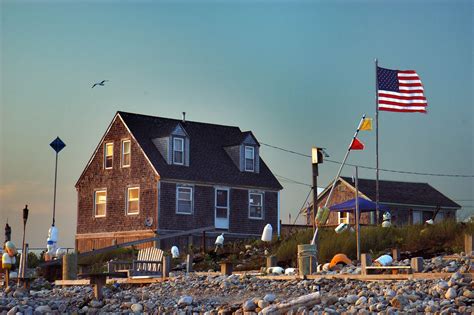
xmin=215 ymin=188 xmax=229 ymax=229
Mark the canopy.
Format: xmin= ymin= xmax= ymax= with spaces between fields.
xmin=329 ymin=197 xmax=389 ymax=213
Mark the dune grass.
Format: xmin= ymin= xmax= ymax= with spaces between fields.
xmin=275 ymin=220 xmax=472 ymax=265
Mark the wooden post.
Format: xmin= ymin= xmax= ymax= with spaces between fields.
xmin=62 ymin=253 xmax=78 ymax=280
xmin=266 ymin=255 xmax=277 ymax=268
xmin=162 ymin=256 xmax=171 ymax=279
xmin=220 ymin=262 xmax=233 ymax=276
xmin=186 ymin=254 xmax=193 ymax=273
xmin=90 ymin=275 xmax=106 ymax=300
xmin=201 ymin=231 xmax=206 ymax=254
xmin=360 ymin=253 xmax=372 ymax=276
xmin=392 ymin=248 xmax=400 ymax=262
xmin=410 ymin=257 xmax=423 ymax=273
xmin=4 ymin=270 xmax=9 ymax=288
xmin=464 ymin=233 xmax=473 ymax=256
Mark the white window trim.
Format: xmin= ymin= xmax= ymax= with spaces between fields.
xmin=121 ymin=139 xmax=131 ymax=168
xmin=215 ymin=187 xmax=230 ymax=216
xmin=126 ymin=187 xmax=140 ymax=215
xmin=338 ymin=211 xmax=350 ymax=224
xmin=248 ymin=191 xmax=264 ymax=220
xmin=104 ymin=142 xmax=113 ymax=169
xmin=244 ymin=146 xmax=255 ymax=172
xmin=173 ymin=137 xmax=185 ymax=165
xmin=94 ymin=190 xmax=107 ymax=218
xmin=176 ymin=186 xmax=193 ymax=215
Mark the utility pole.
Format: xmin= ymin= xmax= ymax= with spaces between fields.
xmin=311 ymin=147 xmax=324 ymax=234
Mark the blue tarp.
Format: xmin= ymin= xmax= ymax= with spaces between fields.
xmin=329 ymin=197 xmax=389 ymax=213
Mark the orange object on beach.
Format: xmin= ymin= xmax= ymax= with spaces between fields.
xmin=329 ymin=253 xmax=352 ymax=268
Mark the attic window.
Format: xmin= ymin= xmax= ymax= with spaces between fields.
xmin=122 ymin=140 xmax=131 ymax=167
xmin=244 ymin=146 xmax=255 ymax=172
xmin=104 ymin=142 xmax=113 ymax=169
xmin=173 ymin=137 xmax=184 ymax=165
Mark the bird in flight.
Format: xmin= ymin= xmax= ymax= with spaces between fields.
xmin=92 ymin=80 xmax=109 ymax=88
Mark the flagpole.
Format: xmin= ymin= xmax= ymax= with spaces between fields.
xmin=311 ymin=114 xmax=366 ymax=245
xmin=375 ymin=58 xmax=380 ymax=224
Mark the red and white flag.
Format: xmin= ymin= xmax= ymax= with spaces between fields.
xmin=377 ymin=67 xmax=428 ymax=113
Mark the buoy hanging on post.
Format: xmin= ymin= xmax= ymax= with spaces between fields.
xmin=261 ymin=224 xmax=273 ymax=242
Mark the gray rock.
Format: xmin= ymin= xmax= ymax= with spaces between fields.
xmin=355 ymin=296 xmax=367 ymax=306
xmin=445 ymin=288 xmax=457 ymax=299
xmin=131 ymin=303 xmax=143 ymax=313
xmin=257 ymin=300 xmax=269 ymax=309
xmin=34 ymin=305 xmax=51 ymax=313
xmin=263 ymin=294 xmax=276 ymax=303
xmin=346 ymin=294 xmax=358 ymax=304
xmin=178 ymin=296 xmax=193 ymax=306
xmin=242 ymin=300 xmax=256 ymax=311
xmin=90 ymin=300 xmax=103 ymax=308
xmin=6 ymin=306 xmax=18 ymax=315
xmin=463 ymin=290 xmax=474 ymax=299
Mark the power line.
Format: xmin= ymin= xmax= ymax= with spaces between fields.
xmin=290 ymin=187 xmax=313 ymax=226
xmin=261 ymin=142 xmax=474 ymax=178
xmin=275 ymin=174 xmax=312 ymax=187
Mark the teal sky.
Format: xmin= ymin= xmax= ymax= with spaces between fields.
xmin=1 ymin=0 xmax=472 ymax=248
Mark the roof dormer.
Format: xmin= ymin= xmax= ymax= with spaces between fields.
xmin=225 ymin=131 xmax=260 ymax=173
xmin=153 ymin=123 xmax=190 ymax=166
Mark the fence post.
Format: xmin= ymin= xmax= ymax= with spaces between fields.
xmin=360 ymin=253 xmax=372 ymax=276
xmin=186 ymin=254 xmax=193 ymax=273
xmin=162 ymin=256 xmax=171 ymax=279
xmin=465 ymin=233 xmax=473 ymax=256
xmin=62 ymin=253 xmax=78 ymax=280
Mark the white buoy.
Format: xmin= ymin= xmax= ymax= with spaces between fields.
xmin=171 ymin=246 xmax=180 ymax=258
xmin=261 ymin=224 xmax=273 ymax=242
xmin=375 ymin=255 xmax=393 ymax=266
xmin=335 ymin=223 xmax=348 ymax=234
xmin=426 ymin=219 xmax=434 ymax=225
xmin=49 ymin=226 xmax=59 ymax=242
xmin=215 ymin=233 xmax=224 ymax=246
xmin=284 ymin=268 xmax=296 ymax=275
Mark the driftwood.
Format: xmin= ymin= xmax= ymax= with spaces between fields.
xmin=260 ymin=292 xmax=321 ymax=314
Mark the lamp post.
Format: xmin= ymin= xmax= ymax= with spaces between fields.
xmin=18 ymin=205 xmax=29 ymax=285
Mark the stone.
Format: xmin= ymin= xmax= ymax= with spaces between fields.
xmin=6 ymin=306 xmax=18 ymax=315
xmin=355 ymin=296 xmax=367 ymax=306
xmin=90 ymin=300 xmax=103 ymax=308
xmin=346 ymin=295 xmax=358 ymax=304
xmin=178 ymin=296 xmax=193 ymax=306
xmin=263 ymin=294 xmax=276 ymax=303
xmin=131 ymin=303 xmax=143 ymax=313
xmin=34 ymin=305 xmax=52 ymax=313
xmin=450 ymin=272 xmax=462 ymax=281
xmin=463 ymin=290 xmax=474 ymax=299
xmin=322 ymin=295 xmax=338 ymax=306
xmin=242 ymin=300 xmax=256 ymax=312
xmin=257 ymin=300 xmax=269 ymax=309
xmin=445 ymin=288 xmax=457 ymax=299
xmin=390 ymin=295 xmax=408 ymax=309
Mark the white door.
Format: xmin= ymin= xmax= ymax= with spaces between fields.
xmin=215 ymin=188 xmax=229 ymax=229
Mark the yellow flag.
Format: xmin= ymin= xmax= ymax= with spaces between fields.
xmin=360 ymin=118 xmax=373 ymax=131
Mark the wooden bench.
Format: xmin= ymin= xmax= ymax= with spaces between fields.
xmin=107 ymin=247 xmax=164 ymax=277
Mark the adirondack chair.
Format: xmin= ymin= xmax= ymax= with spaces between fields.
xmin=108 ymin=247 xmax=164 ymax=277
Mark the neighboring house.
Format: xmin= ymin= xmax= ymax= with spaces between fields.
xmin=306 ymin=177 xmax=460 ymax=226
xmin=75 ymin=111 xmax=282 ymax=252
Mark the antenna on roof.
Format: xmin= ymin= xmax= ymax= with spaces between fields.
xmin=182 ymin=112 xmax=186 ymax=123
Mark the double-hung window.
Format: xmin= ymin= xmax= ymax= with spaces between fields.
xmin=122 ymin=140 xmax=131 ymax=167
xmin=338 ymin=212 xmax=350 ymax=224
xmin=127 ymin=187 xmax=139 ymax=215
xmin=104 ymin=143 xmax=113 ymax=169
xmin=173 ymin=137 xmax=184 ymax=165
xmin=176 ymin=186 xmax=193 ymax=214
xmin=249 ymin=192 xmax=263 ymax=219
xmin=94 ymin=190 xmax=107 ymax=217
xmin=245 ymin=146 xmax=255 ymax=172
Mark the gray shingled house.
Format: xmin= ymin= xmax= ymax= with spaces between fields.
xmin=75 ymin=111 xmax=282 ymax=252
xmin=307 ymin=177 xmax=461 ymax=226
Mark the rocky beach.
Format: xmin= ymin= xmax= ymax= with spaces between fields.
xmin=1 ymin=256 xmax=473 ymax=314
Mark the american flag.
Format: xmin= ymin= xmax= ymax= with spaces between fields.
xmin=377 ymin=66 xmax=428 ymax=113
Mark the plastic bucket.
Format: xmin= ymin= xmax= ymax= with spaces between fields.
xmin=297 ymin=244 xmax=317 ymax=276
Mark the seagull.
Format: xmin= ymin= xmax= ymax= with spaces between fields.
xmin=92 ymin=80 xmax=109 ymax=88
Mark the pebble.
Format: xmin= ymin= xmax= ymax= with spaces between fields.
xmin=178 ymin=296 xmax=193 ymax=306
xmin=242 ymin=300 xmax=256 ymax=311
xmin=445 ymin=288 xmax=457 ymax=299
xmin=130 ymin=303 xmax=143 ymax=313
